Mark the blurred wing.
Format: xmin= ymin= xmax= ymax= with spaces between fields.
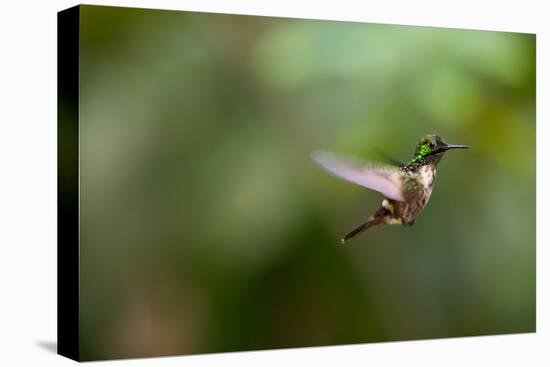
xmin=375 ymin=148 xmax=406 ymax=167
xmin=311 ymin=150 xmax=405 ymax=202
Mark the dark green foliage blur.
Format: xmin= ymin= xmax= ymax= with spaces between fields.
xmin=76 ymin=5 xmax=535 ymax=360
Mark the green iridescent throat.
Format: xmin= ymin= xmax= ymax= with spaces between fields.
xmin=410 ymin=144 xmax=431 ymax=164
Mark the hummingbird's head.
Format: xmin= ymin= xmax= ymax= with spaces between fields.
xmin=411 ymin=134 xmax=469 ymax=165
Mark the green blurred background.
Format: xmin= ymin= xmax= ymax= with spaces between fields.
xmin=76 ymin=5 xmax=535 ymax=361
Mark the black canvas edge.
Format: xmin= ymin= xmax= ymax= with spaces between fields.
xmin=57 ymin=5 xmax=80 ymax=362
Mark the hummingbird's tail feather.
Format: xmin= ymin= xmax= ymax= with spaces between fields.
xmin=341 ymin=220 xmax=374 ymax=244
xmin=341 ymin=202 xmax=396 ymax=243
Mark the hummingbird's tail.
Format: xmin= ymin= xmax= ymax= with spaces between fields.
xmin=341 ymin=202 xmax=395 ymax=243
xmin=341 ymin=220 xmax=374 ymax=244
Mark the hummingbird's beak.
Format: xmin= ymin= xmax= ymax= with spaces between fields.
xmin=442 ymin=144 xmax=469 ymax=151
xmin=429 ymin=144 xmax=469 ymax=156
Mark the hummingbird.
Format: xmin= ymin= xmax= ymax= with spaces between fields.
xmin=312 ymin=134 xmax=468 ymax=243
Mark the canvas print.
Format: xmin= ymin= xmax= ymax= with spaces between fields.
xmin=58 ymin=5 xmax=536 ymax=361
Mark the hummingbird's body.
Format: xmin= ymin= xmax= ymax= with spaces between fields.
xmin=312 ymin=134 xmax=468 ymax=243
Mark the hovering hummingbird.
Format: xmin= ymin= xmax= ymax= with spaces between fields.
xmin=312 ymin=134 xmax=468 ymax=243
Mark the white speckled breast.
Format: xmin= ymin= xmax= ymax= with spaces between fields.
xmin=400 ymin=165 xmax=437 ymax=224
xmin=379 ymin=164 xmax=438 ymax=226
xmin=419 ymin=165 xmax=436 ymax=191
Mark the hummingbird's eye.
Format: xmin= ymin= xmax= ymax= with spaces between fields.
xmin=429 ymin=142 xmax=436 ymax=148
